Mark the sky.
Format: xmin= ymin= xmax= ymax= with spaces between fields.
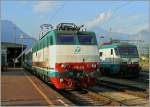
xmin=1 ymin=0 xmax=149 ymax=38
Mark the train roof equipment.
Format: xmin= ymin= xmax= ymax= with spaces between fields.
xmin=56 ymin=23 xmax=84 ymax=31
xmin=39 ymin=23 xmax=85 ymax=40
xmin=40 ymin=24 xmax=53 ymax=30
xmin=39 ymin=24 xmax=53 ymax=39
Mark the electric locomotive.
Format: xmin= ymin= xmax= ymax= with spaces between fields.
xmin=24 ymin=23 xmax=100 ymax=89
xmin=99 ymin=41 xmax=140 ymax=77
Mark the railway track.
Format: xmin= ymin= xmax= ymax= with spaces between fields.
xmin=89 ymin=85 xmax=148 ymax=106
xmin=52 ymin=82 xmax=149 ymax=106
xmin=32 ymin=72 xmax=110 ymax=106
xmin=136 ymin=72 xmax=149 ymax=83
xmin=25 ymin=69 xmax=149 ymax=106
xmin=57 ymin=89 xmax=112 ymax=106
xmin=97 ymin=80 xmax=148 ymax=99
xmin=98 ymin=76 xmax=149 ymax=91
xmin=56 ymin=85 xmax=148 ymax=106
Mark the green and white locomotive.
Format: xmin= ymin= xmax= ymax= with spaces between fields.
xmin=23 ymin=23 xmax=100 ymax=89
xmin=99 ymin=42 xmax=140 ymax=77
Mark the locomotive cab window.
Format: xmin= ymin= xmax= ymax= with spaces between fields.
xmin=118 ymin=46 xmax=139 ymax=57
xmin=56 ymin=35 xmax=76 ymax=45
xmin=78 ymin=35 xmax=97 ymax=45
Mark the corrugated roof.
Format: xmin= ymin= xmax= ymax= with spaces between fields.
xmin=1 ymin=42 xmax=26 ymax=48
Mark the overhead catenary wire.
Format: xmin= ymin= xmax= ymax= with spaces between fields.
xmin=38 ymin=2 xmax=67 ymax=39
xmin=49 ymin=2 xmax=67 ymax=23
xmin=103 ymin=1 xmax=132 ymax=27
xmin=93 ymin=1 xmax=132 ymax=32
xmin=94 ymin=1 xmax=148 ymax=38
xmin=116 ymin=19 xmax=148 ymax=31
xmin=109 ymin=1 xmax=148 ymax=31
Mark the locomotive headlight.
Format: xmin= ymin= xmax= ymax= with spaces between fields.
xmin=60 ymin=78 xmax=64 ymax=83
xmin=91 ymin=64 xmax=97 ymax=68
xmin=61 ymin=64 xmax=67 ymax=68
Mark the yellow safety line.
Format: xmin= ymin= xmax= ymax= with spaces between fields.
xmin=23 ymin=71 xmax=53 ymax=106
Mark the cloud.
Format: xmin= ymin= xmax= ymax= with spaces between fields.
xmin=33 ymin=1 xmax=56 ymax=13
xmin=39 ymin=15 xmax=45 ymax=19
xmin=113 ymin=15 xmax=148 ymax=34
xmin=114 ymin=28 xmax=126 ymax=33
xmin=113 ymin=14 xmax=144 ymax=25
xmin=85 ymin=11 xmax=112 ymax=29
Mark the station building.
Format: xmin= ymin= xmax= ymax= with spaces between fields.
xmin=1 ymin=42 xmax=26 ymax=69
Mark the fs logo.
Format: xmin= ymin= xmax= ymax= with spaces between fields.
xmin=74 ymin=47 xmax=81 ymax=54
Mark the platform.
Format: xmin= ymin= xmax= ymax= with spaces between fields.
xmin=1 ymin=68 xmax=73 ymax=106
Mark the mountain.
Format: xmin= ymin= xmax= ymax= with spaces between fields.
xmin=90 ymin=26 xmax=149 ymax=46
xmin=131 ymin=29 xmax=149 ymax=44
xmin=89 ymin=26 xmax=131 ymax=44
xmin=91 ymin=26 xmax=149 ymax=56
xmin=132 ymin=29 xmax=149 ymax=56
xmin=1 ymin=20 xmax=149 ymax=49
xmin=1 ymin=20 xmax=35 ymax=47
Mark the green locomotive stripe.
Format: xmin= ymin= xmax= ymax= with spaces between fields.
xmin=48 ymin=71 xmax=96 ymax=78
xmin=101 ymin=63 xmax=120 ymax=74
xmin=99 ymin=45 xmax=118 ymax=49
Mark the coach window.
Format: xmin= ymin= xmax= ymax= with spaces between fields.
xmin=47 ymin=38 xmax=49 ymax=46
xmin=100 ymin=52 xmax=103 ymax=57
xmin=50 ymin=36 xmax=53 ymax=45
xmin=47 ymin=37 xmax=49 ymax=46
xmin=111 ymin=49 xmax=113 ymax=55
